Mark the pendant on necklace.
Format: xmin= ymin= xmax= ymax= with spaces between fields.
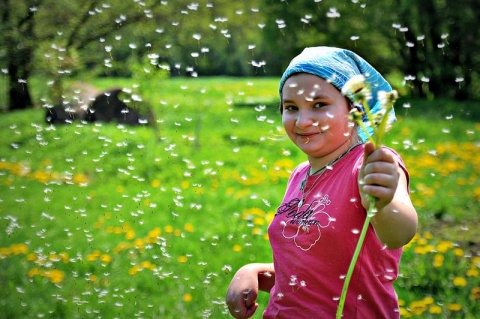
xmin=298 ymin=199 xmax=303 ymax=207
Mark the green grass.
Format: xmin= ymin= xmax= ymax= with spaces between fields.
xmin=0 ymin=76 xmax=479 ymax=318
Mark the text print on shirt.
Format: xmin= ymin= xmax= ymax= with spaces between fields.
xmin=276 ymin=194 xmax=333 ymax=251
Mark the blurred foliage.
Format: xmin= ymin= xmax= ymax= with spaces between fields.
xmin=0 ymin=0 xmax=479 ymax=110
xmin=0 ymin=77 xmax=478 ymax=317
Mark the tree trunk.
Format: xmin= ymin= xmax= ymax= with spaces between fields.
xmin=8 ymin=66 xmax=33 ymax=110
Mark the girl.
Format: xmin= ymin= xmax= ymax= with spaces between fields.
xmin=226 ymin=47 xmax=417 ymax=318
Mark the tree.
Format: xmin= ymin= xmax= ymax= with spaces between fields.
xmin=385 ymin=0 xmax=480 ymax=99
xmin=0 ymin=0 xmax=169 ymax=111
xmin=1 ymin=0 xmax=38 ymax=110
xmin=258 ymin=0 xmax=480 ymax=100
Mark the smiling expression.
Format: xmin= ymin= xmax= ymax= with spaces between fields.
xmin=281 ymin=73 xmax=357 ymax=166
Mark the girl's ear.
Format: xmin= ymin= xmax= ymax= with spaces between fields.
xmin=279 ymin=101 xmax=283 ymax=114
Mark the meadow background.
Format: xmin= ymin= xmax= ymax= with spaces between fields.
xmin=1 ymin=76 xmax=479 ymax=318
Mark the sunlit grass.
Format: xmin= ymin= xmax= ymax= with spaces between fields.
xmin=0 ymin=77 xmax=479 ymax=318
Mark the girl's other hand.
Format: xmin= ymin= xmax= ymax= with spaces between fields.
xmin=226 ymin=265 xmax=260 ymax=318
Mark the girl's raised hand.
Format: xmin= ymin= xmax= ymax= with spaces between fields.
xmin=358 ymin=142 xmax=400 ymax=211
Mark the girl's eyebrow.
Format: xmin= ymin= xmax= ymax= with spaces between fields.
xmin=282 ymin=99 xmax=296 ymax=105
xmin=308 ymin=94 xmax=329 ymax=101
xmin=283 ymin=94 xmax=329 ymax=104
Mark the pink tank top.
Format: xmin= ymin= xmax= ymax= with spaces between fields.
xmin=264 ymin=145 xmax=406 ymax=318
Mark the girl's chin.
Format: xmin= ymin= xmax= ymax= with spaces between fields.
xmin=296 ymin=142 xmax=321 ymax=155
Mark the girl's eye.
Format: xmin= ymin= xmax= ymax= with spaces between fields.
xmin=284 ymin=105 xmax=297 ymax=111
xmin=314 ymin=102 xmax=327 ymax=108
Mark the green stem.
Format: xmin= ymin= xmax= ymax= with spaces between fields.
xmin=336 ymin=196 xmax=376 ymax=318
xmin=357 ymin=120 xmax=376 ymax=146
xmin=374 ymin=103 xmax=394 ymax=147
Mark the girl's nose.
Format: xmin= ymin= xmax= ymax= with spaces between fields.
xmin=296 ymin=110 xmax=314 ymax=128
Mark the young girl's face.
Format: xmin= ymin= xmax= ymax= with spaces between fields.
xmin=281 ymin=73 xmax=355 ymax=160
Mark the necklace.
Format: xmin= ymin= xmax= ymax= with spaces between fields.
xmin=297 ymin=143 xmax=361 ymax=208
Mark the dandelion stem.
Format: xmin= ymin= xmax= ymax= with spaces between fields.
xmin=357 ymin=120 xmax=376 ymax=146
xmin=338 ymin=78 xmax=398 ymax=318
xmin=336 ymin=196 xmax=376 ymax=318
xmin=374 ymin=102 xmax=394 ymax=147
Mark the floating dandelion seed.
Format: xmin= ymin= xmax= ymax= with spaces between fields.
xmin=275 ymin=19 xmax=286 ymax=29
xmin=326 ymin=7 xmax=341 ymax=18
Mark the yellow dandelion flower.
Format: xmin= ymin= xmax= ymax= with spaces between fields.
xmin=467 ymin=268 xmax=479 ymax=277
xmin=33 ymin=171 xmax=49 ymax=183
xmin=134 ymin=238 xmax=144 ymax=249
xmin=433 ymin=254 xmax=444 ymax=268
xmin=453 ymin=276 xmax=467 ymax=287
xmin=165 ymin=225 xmax=173 ymax=233
xmin=100 ymin=254 xmax=112 ymax=263
xmin=114 ymin=242 xmax=131 ymax=254
xmin=0 ymin=247 xmax=9 ymax=258
xmin=447 ymin=303 xmax=462 ymax=311
xmin=143 ymin=199 xmax=152 ymax=207
xmin=178 ymin=255 xmax=188 ymax=263
xmin=409 ymin=300 xmax=427 ymax=315
xmin=233 ymin=244 xmax=242 ymax=252
xmin=424 ymin=232 xmax=433 ymax=240
xmin=26 ymin=253 xmax=37 ymax=261
xmin=73 ymin=173 xmax=89 ymax=185
xmin=87 ymin=250 xmax=101 ymax=261
xmin=48 ymin=253 xmax=61 ymax=262
xmin=253 ymin=217 xmax=265 ymax=226
xmin=125 ymin=229 xmax=136 ymax=240
xmin=399 ymin=307 xmax=411 ymax=318
xmin=11 ymin=243 xmax=28 ymax=255
xmin=472 ymin=256 xmax=480 ymax=266
xmin=436 ymin=240 xmax=454 ymax=253
xmin=129 ymin=265 xmax=141 ymax=276
xmin=89 ymin=275 xmax=97 ymax=282
xmin=252 ymin=227 xmax=262 ymax=236
xmin=151 ymin=179 xmax=161 ymax=188
xmin=181 ymin=180 xmax=189 ymax=189
xmin=116 ymin=185 xmax=124 ymax=193
xmin=28 ymin=268 xmax=40 ymax=278
xmin=140 ymin=261 xmax=156 ymax=270
xmin=59 ymin=252 xmax=69 ymax=263
xmin=183 ymin=293 xmax=192 ymax=302
xmin=266 ymin=212 xmax=275 ymax=224
xmin=47 ymin=269 xmax=65 ymax=284
xmin=174 ymin=229 xmax=182 ymax=236
xmin=414 ymin=245 xmax=433 ymax=255
xmin=429 ymin=304 xmax=442 ymax=314
xmin=148 ymin=227 xmax=162 ymax=237
xmin=471 ymin=287 xmax=480 ymax=300
xmin=453 ymin=248 xmax=464 ymax=257
xmin=422 ymin=296 xmax=434 ymax=305
xmin=184 ymin=223 xmax=194 ymax=233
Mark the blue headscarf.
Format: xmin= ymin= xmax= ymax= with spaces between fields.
xmin=278 ymin=46 xmax=396 ymax=142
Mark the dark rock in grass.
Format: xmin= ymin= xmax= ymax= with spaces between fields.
xmin=45 ymin=87 xmax=148 ymax=126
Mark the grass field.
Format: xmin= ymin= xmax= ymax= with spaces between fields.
xmin=0 ymin=76 xmax=479 ymax=318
